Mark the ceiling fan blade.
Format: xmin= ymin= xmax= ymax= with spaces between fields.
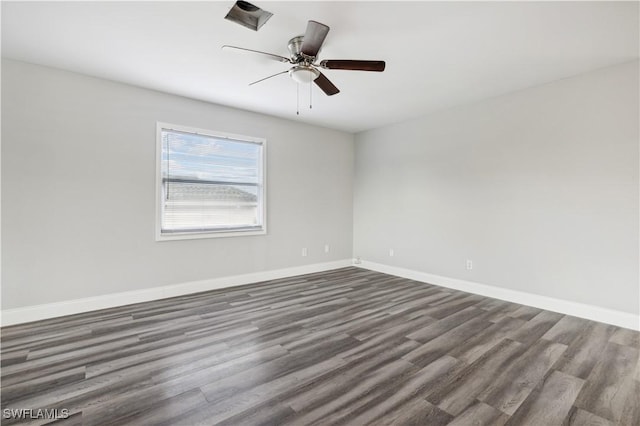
xmin=300 ymin=20 xmax=330 ymax=58
xmin=222 ymin=45 xmax=292 ymax=63
xmin=249 ymin=70 xmax=289 ymax=86
xmin=314 ymin=72 xmax=340 ymax=96
xmin=319 ymin=60 xmax=386 ymax=72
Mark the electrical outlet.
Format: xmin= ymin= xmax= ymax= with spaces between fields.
xmin=324 ymin=244 xmax=330 ymax=253
xmin=302 ymin=248 xmax=308 ymax=257
xmin=466 ymin=259 xmax=473 ymax=270
xmin=389 ymin=249 xmax=394 ymax=257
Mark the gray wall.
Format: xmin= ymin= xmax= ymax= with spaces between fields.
xmin=354 ymin=60 xmax=639 ymax=315
xmin=1 ymin=59 xmax=354 ymax=309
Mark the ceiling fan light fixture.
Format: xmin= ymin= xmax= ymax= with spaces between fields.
xmin=289 ymin=66 xmax=320 ymax=84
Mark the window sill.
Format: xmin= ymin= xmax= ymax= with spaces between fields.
xmin=156 ymin=228 xmax=266 ymax=241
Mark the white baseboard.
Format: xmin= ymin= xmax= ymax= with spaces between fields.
xmin=358 ymin=260 xmax=640 ymax=331
xmin=5 ymin=258 xmax=637 ymax=331
xmin=1 ymin=259 xmax=353 ymax=326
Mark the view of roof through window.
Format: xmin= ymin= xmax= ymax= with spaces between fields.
xmin=160 ymin=128 xmax=264 ymax=234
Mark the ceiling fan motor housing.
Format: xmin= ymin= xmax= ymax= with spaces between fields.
xmin=287 ymin=36 xmax=306 ymax=61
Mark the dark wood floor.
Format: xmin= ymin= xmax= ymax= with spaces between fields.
xmin=1 ymin=267 xmax=639 ymax=425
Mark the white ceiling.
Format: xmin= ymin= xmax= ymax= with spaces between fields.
xmin=2 ymin=1 xmax=638 ymax=133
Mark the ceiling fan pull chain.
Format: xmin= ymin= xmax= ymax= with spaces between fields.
xmin=309 ymin=81 xmax=312 ymax=110
xmin=296 ymin=83 xmax=300 ymax=115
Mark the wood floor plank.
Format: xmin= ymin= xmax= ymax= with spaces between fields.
xmin=609 ymin=327 xmax=640 ymax=348
xmin=541 ymin=315 xmax=589 ymax=345
xmin=1 ymin=366 xmax=86 ymax=405
xmin=374 ymin=398 xmax=453 ymax=426
xmin=402 ymin=313 xmax=494 ymax=368
xmin=43 ymin=411 xmax=84 ymax=426
xmin=340 ymin=355 xmax=461 ymax=425
xmin=446 ymin=401 xmax=509 ymax=426
xmin=508 ymin=305 xmax=543 ymax=321
xmin=504 ymin=370 xmax=584 ymax=425
xmin=1 ymin=267 xmax=638 ymax=425
xmin=0 ymin=349 xmax=29 ymax=367
xmin=565 ymin=408 xmax=614 ymax=426
xmin=553 ymin=321 xmax=618 ymax=380
xmin=284 ymin=340 xmax=420 ymax=413
xmin=447 ymin=316 xmax=526 ymax=363
xmin=83 ymin=388 xmax=209 ymax=426
xmin=477 ymin=338 xmax=567 ymax=415
xmin=338 ymin=317 xmax=433 ymax=361
xmin=183 ymin=356 xmax=350 ymax=425
xmin=199 ymin=335 xmax=358 ymax=404
xmin=427 ymin=338 xmax=524 ymax=416
xmin=574 ymin=342 xmax=640 ymax=424
xmin=286 ymin=359 xmax=419 ymax=425
xmin=507 ymin=310 xmax=565 ymax=346
xmin=215 ymin=403 xmax=297 ymax=426
xmin=425 ymin=294 xmax=484 ymax=320
xmin=484 ymin=300 xmax=522 ymax=322
xmin=350 ymin=310 xmax=435 ymax=341
xmin=406 ymin=306 xmax=482 ymax=343
xmin=117 ymin=389 xmax=209 ymax=426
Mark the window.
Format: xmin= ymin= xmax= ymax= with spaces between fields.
xmin=156 ymin=123 xmax=266 ymax=240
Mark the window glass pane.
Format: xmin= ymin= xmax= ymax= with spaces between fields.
xmin=159 ymin=128 xmax=264 ymax=235
xmin=161 ymin=130 xmax=260 ymax=184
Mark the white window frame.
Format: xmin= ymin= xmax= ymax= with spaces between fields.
xmin=155 ymin=122 xmax=267 ymax=241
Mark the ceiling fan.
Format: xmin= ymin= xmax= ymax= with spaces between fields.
xmin=222 ymin=20 xmax=385 ymax=96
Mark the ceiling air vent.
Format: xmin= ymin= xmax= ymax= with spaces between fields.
xmin=224 ymin=1 xmax=273 ymax=31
